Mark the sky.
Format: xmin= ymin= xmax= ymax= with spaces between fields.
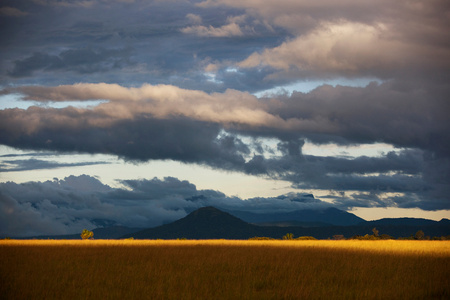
xmin=1 ymin=0 xmax=449 ymax=237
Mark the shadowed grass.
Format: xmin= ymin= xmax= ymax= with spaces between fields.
xmin=1 ymin=240 xmax=449 ymax=299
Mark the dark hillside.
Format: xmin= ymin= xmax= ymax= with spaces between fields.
xmin=227 ymin=207 xmax=365 ymax=226
xmin=124 ymin=207 xmax=450 ymax=240
xmin=127 ymin=207 xmax=263 ymax=239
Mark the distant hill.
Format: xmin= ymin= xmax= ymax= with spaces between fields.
xmin=13 ymin=208 xmax=450 ymax=240
xmin=225 ymin=207 xmax=365 ymax=226
xmin=125 ymin=207 xmax=263 ymax=239
xmin=123 ymin=207 xmax=450 ymax=240
xmin=364 ymin=218 xmax=442 ymax=226
xmin=254 ymin=221 xmax=332 ymax=227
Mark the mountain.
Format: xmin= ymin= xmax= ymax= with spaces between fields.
xmin=125 ymin=207 xmax=264 ymax=239
xmin=124 ymin=207 xmax=450 ymax=240
xmin=364 ymin=218 xmax=440 ymax=226
xmin=13 ymin=208 xmax=450 ymax=240
xmin=225 ymin=207 xmax=366 ymax=226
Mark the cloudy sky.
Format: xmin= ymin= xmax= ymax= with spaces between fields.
xmin=1 ymin=0 xmax=449 ymax=237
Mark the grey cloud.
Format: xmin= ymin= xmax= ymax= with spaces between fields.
xmin=0 ymin=6 xmax=29 ymax=17
xmin=0 ymin=111 xmax=247 ymax=170
xmin=5 ymin=80 xmax=448 ymax=158
xmin=1 ymin=0 xmax=449 ymax=214
xmin=0 ymin=175 xmax=332 ymax=237
xmin=1 ymin=171 xmax=444 ymax=238
xmin=0 ymin=80 xmax=449 ymax=210
xmin=306 ymin=150 xmax=424 ymax=176
xmin=31 ymin=0 xmax=138 ymax=7
xmin=200 ymin=0 xmax=450 ymax=86
xmin=240 ymin=145 xmax=447 ymax=210
xmin=0 ymin=154 xmax=447 ymax=238
xmin=263 ymin=81 xmax=450 ymax=157
xmin=0 ymin=158 xmax=108 ymax=172
xmin=327 ymin=190 xmax=449 ymax=212
xmin=0 ymin=151 xmax=61 ymax=158
xmin=0 ymin=0 xmax=286 ymax=91
xmin=8 ymin=47 xmax=134 ymax=77
xmin=326 ymin=192 xmax=395 ymax=210
xmin=1 ymin=1 xmax=449 ymax=92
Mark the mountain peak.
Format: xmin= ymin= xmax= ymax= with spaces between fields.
xmin=128 ymin=207 xmax=258 ymax=239
xmin=181 ymin=206 xmax=249 ymax=227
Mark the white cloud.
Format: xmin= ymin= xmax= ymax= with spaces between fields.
xmin=182 ymin=13 xmax=249 ymax=37
xmin=186 ymin=13 xmax=202 ymax=25
xmin=237 ymin=21 xmax=445 ymax=77
xmin=198 ymin=0 xmax=450 ymax=79
xmin=0 ymin=7 xmax=29 ymax=17
xmin=182 ymin=22 xmax=245 ymax=37
xmin=5 ymin=83 xmax=284 ymax=130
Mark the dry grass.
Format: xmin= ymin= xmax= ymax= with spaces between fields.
xmin=1 ymin=240 xmax=449 ymax=299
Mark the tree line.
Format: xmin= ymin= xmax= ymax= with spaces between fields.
xmin=249 ymin=228 xmax=450 ymax=241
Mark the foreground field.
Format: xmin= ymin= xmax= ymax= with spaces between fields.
xmin=1 ymin=240 xmax=449 ymax=299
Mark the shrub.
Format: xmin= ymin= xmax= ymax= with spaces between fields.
xmin=296 ymin=236 xmax=317 ymax=240
xmin=81 ymin=229 xmax=94 ymax=240
xmin=350 ymin=234 xmax=379 ymax=240
xmin=414 ymin=230 xmax=425 ymax=240
xmin=282 ymin=233 xmax=294 ymax=240
xmin=379 ymin=234 xmax=393 ymax=240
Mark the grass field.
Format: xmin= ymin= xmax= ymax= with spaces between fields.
xmin=1 ymin=240 xmax=449 ymax=299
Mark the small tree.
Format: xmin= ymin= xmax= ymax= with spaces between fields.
xmin=81 ymin=229 xmax=94 ymax=240
xmin=414 ymin=230 xmax=425 ymax=240
xmin=372 ymin=227 xmax=379 ymax=237
xmin=283 ymin=233 xmax=294 ymax=240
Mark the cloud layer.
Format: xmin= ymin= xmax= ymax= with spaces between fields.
xmin=1 ymin=0 xmax=449 ymax=224
xmin=1 ymin=80 xmax=449 ymax=211
xmin=0 ymin=175 xmax=329 ymax=237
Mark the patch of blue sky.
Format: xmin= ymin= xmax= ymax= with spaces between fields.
xmin=0 ymin=93 xmax=107 ymax=110
xmin=302 ymin=141 xmax=402 ymax=158
xmin=254 ymin=77 xmax=382 ymax=97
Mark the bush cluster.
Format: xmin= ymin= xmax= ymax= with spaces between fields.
xmin=250 ymin=228 xmax=449 ymax=241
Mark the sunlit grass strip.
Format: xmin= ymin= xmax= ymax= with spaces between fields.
xmin=2 ymin=239 xmax=450 ymax=255
xmin=1 ymin=240 xmax=449 ymax=299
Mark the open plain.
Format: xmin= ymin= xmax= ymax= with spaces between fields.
xmin=1 ymin=240 xmax=449 ymax=299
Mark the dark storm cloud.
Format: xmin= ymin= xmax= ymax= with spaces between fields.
xmin=0 ymin=158 xmax=108 ymax=172
xmin=0 ymin=109 xmax=248 ymax=169
xmin=1 ymin=0 xmax=449 ymax=214
xmin=8 ymin=47 xmax=134 ymax=77
xmin=0 ymin=6 xmax=28 ymax=16
xmin=0 ymin=79 xmax=449 ymax=210
xmin=0 ymin=175 xmax=331 ymax=237
xmin=243 ymin=148 xmax=429 ymax=192
xmin=0 ymin=151 xmax=61 ymax=158
xmin=0 ymin=0 xmax=286 ymax=91
xmin=1 ymin=1 xmax=449 ymax=90
xmin=4 ymin=80 xmax=448 ymax=157
xmin=267 ymin=81 xmax=450 ymax=157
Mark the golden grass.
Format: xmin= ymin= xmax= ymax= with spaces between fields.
xmin=1 ymin=240 xmax=449 ymax=299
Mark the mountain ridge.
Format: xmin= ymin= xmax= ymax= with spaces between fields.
xmin=225 ymin=206 xmax=365 ymax=226
xmin=123 ymin=207 xmax=450 ymax=240
xmin=10 ymin=207 xmax=449 ymax=240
